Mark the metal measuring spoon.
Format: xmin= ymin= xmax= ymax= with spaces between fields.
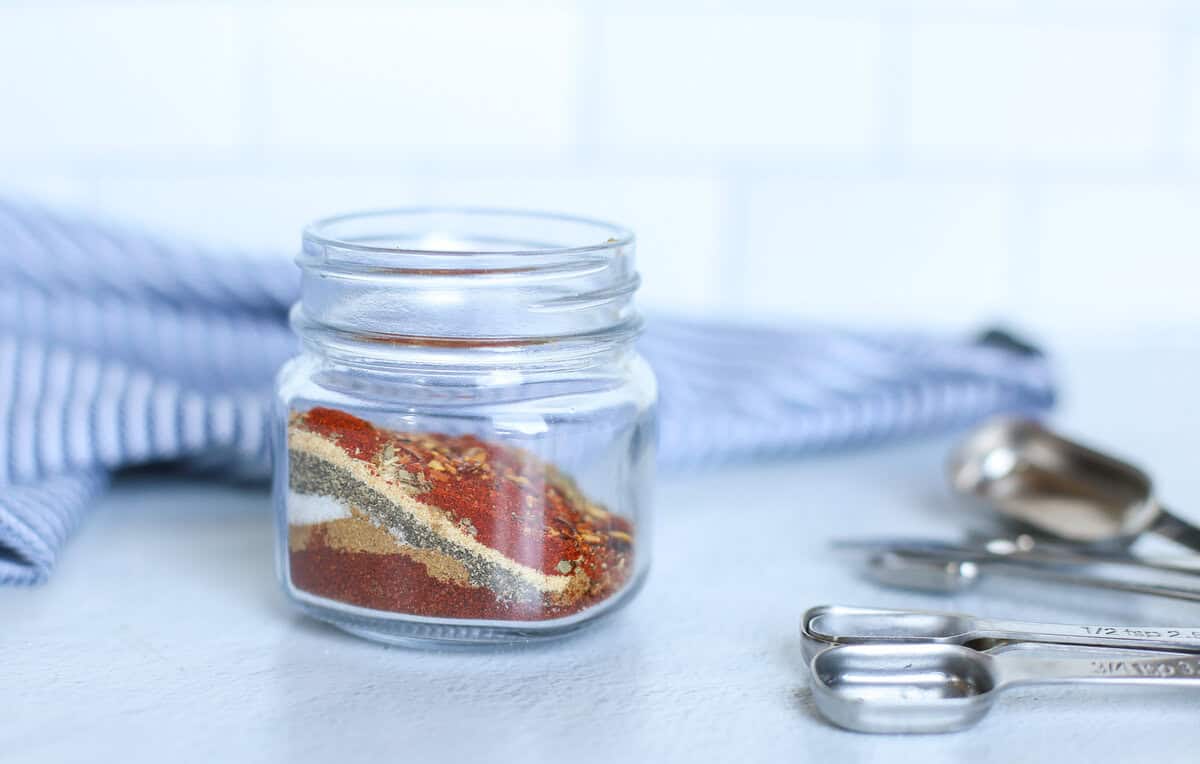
xmin=863 ymin=550 xmax=1200 ymax=603
xmin=801 ymin=604 xmax=1200 ymax=660
xmin=810 ymin=642 xmax=1200 ymax=734
xmin=835 ymin=535 xmax=1200 ymax=578
xmin=949 ymin=418 xmax=1200 ymax=551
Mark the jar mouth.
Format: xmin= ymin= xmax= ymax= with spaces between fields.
xmin=303 ymin=207 xmax=634 ymax=268
xmin=296 ymin=206 xmax=641 ymax=350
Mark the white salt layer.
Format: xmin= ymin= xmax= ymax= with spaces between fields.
xmin=287 ymin=490 xmax=353 ymax=525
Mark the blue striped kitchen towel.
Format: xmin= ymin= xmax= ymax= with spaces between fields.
xmin=0 ymin=197 xmax=1055 ymax=584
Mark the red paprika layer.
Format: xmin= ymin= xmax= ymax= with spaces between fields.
xmin=286 ymin=407 xmax=634 ymax=618
xmin=292 ymin=527 xmax=589 ymax=621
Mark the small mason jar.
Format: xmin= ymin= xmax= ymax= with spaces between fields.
xmin=272 ymin=209 xmax=656 ymax=646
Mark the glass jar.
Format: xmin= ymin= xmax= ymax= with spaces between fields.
xmin=272 ymin=209 xmax=656 ymax=647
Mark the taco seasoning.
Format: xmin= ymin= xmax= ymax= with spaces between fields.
xmin=273 ymin=208 xmax=656 ymax=647
xmin=286 ymin=406 xmax=635 ymax=621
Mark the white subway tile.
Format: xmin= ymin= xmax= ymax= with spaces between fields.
xmin=593 ymin=14 xmax=883 ymax=155
xmin=1031 ymin=183 xmax=1200 ymax=330
xmin=261 ymin=6 xmax=576 ymax=158
xmin=742 ymin=179 xmax=1019 ymax=326
xmin=424 ymin=175 xmax=726 ymax=312
xmin=908 ymin=21 xmax=1165 ymax=160
xmin=1183 ymin=29 xmax=1200 ymax=163
xmin=0 ymin=5 xmax=243 ymax=157
xmin=93 ymin=175 xmax=426 ymax=254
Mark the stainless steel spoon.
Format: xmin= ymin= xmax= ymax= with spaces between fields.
xmin=949 ymin=418 xmax=1200 ymax=551
xmin=863 ymin=550 xmax=1200 ymax=603
xmin=801 ymin=604 xmax=1200 ymax=660
xmin=835 ymin=535 xmax=1200 ymax=577
xmin=976 ymin=532 xmax=1200 ymax=571
xmin=810 ymin=642 xmax=1200 ymax=733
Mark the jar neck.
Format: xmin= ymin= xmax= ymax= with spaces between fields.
xmin=293 ymin=208 xmax=641 ymax=372
xmin=292 ymin=304 xmax=642 ymax=374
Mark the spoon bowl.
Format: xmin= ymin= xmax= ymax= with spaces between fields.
xmin=805 ymin=605 xmax=972 ymax=642
xmin=948 ymin=418 xmax=1174 ymax=548
xmin=810 ymin=644 xmax=998 ymax=733
xmin=810 ymin=642 xmax=1200 ymax=733
xmin=801 ymin=604 xmax=988 ymax=661
xmin=801 ymin=604 xmax=1200 ymax=661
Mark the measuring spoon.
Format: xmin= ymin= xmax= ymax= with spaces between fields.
xmin=949 ymin=418 xmax=1200 ymax=552
xmin=863 ymin=550 xmax=1200 ymax=603
xmin=810 ymin=642 xmax=1200 ymax=733
xmin=835 ymin=535 xmax=1200 ymax=577
xmin=801 ymin=604 xmax=1200 ymax=660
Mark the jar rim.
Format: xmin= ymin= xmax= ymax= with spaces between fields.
xmin=296 ymin=206 xmax=641 ymax=349
xmin=303 ymin=207 xmax=635 ymax=259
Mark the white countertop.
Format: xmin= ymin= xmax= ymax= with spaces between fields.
xmin=5 ymin=338 xmax=1200 ymax=762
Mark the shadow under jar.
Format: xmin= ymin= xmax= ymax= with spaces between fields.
xmin=273 ymin=209 xmax=657 ymax=647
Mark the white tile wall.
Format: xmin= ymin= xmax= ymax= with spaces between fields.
xmin=1032 ymin=183 xmax=1200 ymax=326
xmin=0 ymin=5 xmax=244 ymax=157
xmin=744 ymin=179 xmax=1019 ymax=325
xmin=593 ymin=13 xmax=883 ymax=155
xmin=261 ymin=5 xmax=577 ymax=159
xmin=909 ymin=20 xmax=1165 ymax=161
xmin=1183 ymin=25 xmax=1200 ymax=162
xmin=2 ymin=0 xmax=1198 ymax=343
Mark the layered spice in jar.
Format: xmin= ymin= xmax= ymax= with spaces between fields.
xmin=285 ymin=406 xmax=636 ymax=621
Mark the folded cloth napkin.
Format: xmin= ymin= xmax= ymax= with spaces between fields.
xmin=0 ymin=198 xmax=1055 ymax=584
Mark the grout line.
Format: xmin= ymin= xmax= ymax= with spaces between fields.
xmin=236 ymin=2 xmax=270 ymax=168
xmin=1007 ymin=180 xmax=1043 ymax=337
xmin=21 ymin=154 xmax=1200 ymax=185
xmin=877 ymin=7 xmax=911 ymax=177
xmin=716 ymin=169 xmax=751 ymax=317
xmin=569 ymin=0 xmax=605 ymax=159
xmin=1156 ymin=3 xmax=1194 ymax=174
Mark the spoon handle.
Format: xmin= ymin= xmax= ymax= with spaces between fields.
xmin=997 ymin=652 xmax=1200 ymax=687
xmin=973 ymin=617 xmax=1200 ymax=652
xmin=981 ymin=560 xmax=1200 ymax=603
xmin=1152 ymin=509 xmax=1200 ymax=554
xmin=836 ymin=537 xmax=1200 ymax=577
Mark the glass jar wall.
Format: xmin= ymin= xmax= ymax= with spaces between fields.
xmin=273 ymin=209 xmax=656 ymax=647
